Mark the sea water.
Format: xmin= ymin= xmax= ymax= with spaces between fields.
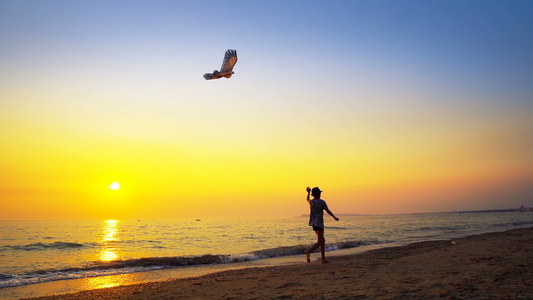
xmin=1 ymin=212 xmax=532 ymax=293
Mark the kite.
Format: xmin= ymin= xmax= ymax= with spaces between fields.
xmin=203 ymin=49 xmax=238 ymax=80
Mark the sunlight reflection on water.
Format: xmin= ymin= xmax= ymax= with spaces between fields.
xmin=83 ymin=273 xmax=128 ymax=289
xmin=99 ymin=220 xmax=119 ymax=262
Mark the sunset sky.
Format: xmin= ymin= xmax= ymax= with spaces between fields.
xmin=1 ymin=1 xmax=532 ymax=219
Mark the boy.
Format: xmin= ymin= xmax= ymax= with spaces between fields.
xmin=305 ymin=187 xmax=339 ymax=263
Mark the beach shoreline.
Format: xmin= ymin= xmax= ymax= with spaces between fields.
xmin=17 ymin=226 xmax=533 ymax=299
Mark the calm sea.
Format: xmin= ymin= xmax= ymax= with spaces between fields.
xmin=1 ymin=212 xmax=532 ymax=292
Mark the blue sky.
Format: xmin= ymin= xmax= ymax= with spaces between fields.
xmin=3 ymin=1 xmax=532 ymax=99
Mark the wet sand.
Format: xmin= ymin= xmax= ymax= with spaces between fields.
xmin=26 ymin=227 xmax=533 ymax=299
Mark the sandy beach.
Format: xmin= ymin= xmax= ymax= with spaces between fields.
xmin=26 ymin=227 xmax=533 ymax=300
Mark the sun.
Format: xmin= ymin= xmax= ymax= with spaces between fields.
xmin=109 ymin=182 xmax=120 ymax=190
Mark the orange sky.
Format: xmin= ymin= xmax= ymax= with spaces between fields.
xmin=1 ymin=1 xmax=533 ymax=219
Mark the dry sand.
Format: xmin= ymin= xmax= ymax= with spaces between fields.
xmin=27 ymin=227 xmax=533 ymax=299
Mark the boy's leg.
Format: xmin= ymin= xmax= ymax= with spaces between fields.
xmin=317 ymin=230 xmax=328 ymax=263
xmin=305 ymin=230 xmax=322 ymax=263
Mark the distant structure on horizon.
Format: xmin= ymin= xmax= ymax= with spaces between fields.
xmin=453 ymin=207 xmax=532 ymax=214
xmin=519 ymin=206 xmax=531 ymax=213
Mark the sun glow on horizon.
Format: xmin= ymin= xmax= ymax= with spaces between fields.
xmin=109 ymin=182 xmax=120 ymax=190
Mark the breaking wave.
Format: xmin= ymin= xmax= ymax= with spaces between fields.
xmin=0 ymin=240 xmax=370 ymax=288
xmin=0 ymin=242 xmax=86 ymax=252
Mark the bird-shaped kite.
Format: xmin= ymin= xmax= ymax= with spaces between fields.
xmin=203 ymin=49 xmax=238 ymax=80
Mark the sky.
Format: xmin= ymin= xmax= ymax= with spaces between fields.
xmin=1 ymin=0 xmax=533 ymax=220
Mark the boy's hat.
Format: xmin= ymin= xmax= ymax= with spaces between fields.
xmin=311 ymin=187 xmax=323 ymax=195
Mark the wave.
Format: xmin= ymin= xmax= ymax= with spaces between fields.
xmin=0 ymin=240 xmax=169 ymax=253
xmin=0 ymin=273 xmax=15 ymax=281
xmin=0 ymin=240 xmax=371 ymax=288
xmin=0 ymin=242 xmax=86 ymax=252
xmin=498 ymin=220 xmax=533 ymax=227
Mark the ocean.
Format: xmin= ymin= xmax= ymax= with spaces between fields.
xmin=1 ymin=212 xmax=532 ymax=298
